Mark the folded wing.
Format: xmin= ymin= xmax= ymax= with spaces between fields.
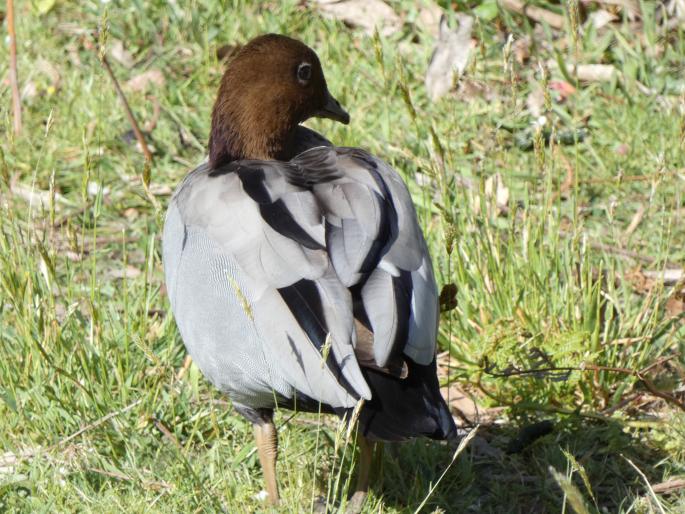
xmin=171 ymin=145 xmax=437 ymax=409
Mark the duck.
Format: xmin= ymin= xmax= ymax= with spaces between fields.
xmin=162 ymin=33 xmax=456 ymax=509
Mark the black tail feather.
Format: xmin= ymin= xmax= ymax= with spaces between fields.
xmin=338 ymin=357 xmax=457 ymax=442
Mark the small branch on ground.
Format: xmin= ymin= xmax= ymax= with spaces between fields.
xmin=7 ymin=0 xmax=22 ymax=135
xmin=652 ymin=477 xmax=685 ymax=495
xmin=500 ymin=0 xmax=565 ymax=29
xmin=482 ymin=357 xmax=685 ymax=413
xmin=59 ymin=399 xmax=143 ymax=447
xmin=91 ymin=33 xmax=153 ymax=164
xmin=151 ymin=417 xmax=183 ymax=450
xmin=0 ymin=399 xmax=143 ymax=473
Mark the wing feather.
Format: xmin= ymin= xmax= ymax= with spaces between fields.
xmin=170 ymin=144 xmax=438 ymax=409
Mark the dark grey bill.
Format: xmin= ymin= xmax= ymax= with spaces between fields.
xmin=315 ymin=90 xmax=350 ymax=125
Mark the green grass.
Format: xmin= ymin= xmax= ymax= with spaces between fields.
xmin=1 ymin=0 xmax=684 ymax=512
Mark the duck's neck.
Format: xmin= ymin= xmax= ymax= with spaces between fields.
xmin=208 ymin=91 xmax=297 ymax=168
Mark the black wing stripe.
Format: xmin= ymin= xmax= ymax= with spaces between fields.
xmin=259 ymin=200 xmax=324 ymax=250
xmin=235 ymin=168 xmax=272 ymax=203
xmin=390 ymin=270 xmax=413 ymax=362
xmin=278 ymin=279 xmax=360 ymax=399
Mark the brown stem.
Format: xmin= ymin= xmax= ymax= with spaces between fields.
xmin=482 ymin=358 xmax=685 ymax=413
xmin=652 ymin=478 xmax=685 ymax=495
xmin=93 ymin=36 xmax=153 ymax=163
xmin=7 ymin=0 xmax=22 ymax=135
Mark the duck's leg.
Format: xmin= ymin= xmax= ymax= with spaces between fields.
xmin=254 ymin=417 xmax=279 ymax=505
xmin=235 ymin=405 xmax=280 ymax=505
xmin=346 ymin=435 xmax=375 ymax=514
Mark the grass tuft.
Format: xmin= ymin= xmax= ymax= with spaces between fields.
xmin=1 ymin=1 xmax=684 ymax=512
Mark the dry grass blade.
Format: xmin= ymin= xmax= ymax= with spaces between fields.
xmin=7 ymin=0 xmax=22 ymax=134
xmin=413 ymin=427 xmax=479 ymax=514
xmin=623 ymin=456 xmax=667 ymax=514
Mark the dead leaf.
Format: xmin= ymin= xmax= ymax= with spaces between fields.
xmin=588 ymin=9 xmax=618 ymax=30
xmin=315 ymin=0 xmax=402 ymax=36
xmin=109 ymin=39 xmax=135 ymax=68
xmin=124 ymin=69 xmax=165 ymax=93
xmin=666 ymin=296 xmax=685 ymax=317
xmin=425 ymin=14 xmax=474 ymax=101
xmin=415 ymin=0 xmax=443 ymax=37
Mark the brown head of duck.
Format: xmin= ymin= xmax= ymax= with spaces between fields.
xmin=208 ymin=34 xmax=350 ymax=168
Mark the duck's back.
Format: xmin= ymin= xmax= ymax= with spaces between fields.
xmin=163 ymin=129 xmax=456 ymax=441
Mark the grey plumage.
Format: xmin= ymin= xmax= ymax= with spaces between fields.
xmin=163 ymin=133 xmax=439 ymax=416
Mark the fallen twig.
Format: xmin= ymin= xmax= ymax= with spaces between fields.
xmin=59 ymin=399 xmax=143 ymax=447
xmin=0 ymin=399 xmax=142 ymax=474
xmin=500 ymin=0 xmax=565 ymax=29
xmin=84 ymin=467 xmax=171 ymax=491
xmin=92 ymin=35 xmax=153 ymax=163
xmin=7 ymin=0 xmax=22 ymax=134
xmin=652 ymin=477 xmax=685 ymax=495
xmin=482 ymin=358 xmax=685 ymax=413
xmin=151 ymin=417 xmax=183 ymax=450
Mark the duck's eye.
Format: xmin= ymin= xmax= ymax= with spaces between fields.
xmin=297 ymin=62 xmax=312 ymax=84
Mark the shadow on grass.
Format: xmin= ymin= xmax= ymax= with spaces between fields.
xmin=374 ymin=417 xmax=670 ymax=513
